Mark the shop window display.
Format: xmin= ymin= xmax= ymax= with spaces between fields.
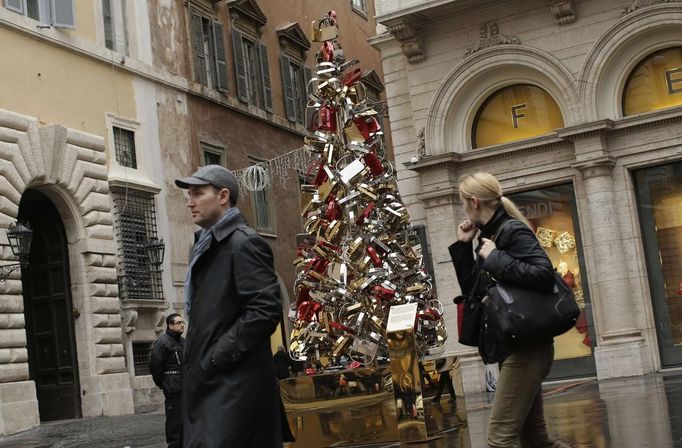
xmin=635 ymin=163 xmax=682 ymax=366
xmin=508 ymin=184 xmax=592 ymax=361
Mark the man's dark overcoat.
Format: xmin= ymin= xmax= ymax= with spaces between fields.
xmin=182 ymin=211 xmax=283 ymax=447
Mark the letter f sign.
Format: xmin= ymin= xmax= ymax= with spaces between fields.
xmin=511 ymin=104 xmax=527 ymax=129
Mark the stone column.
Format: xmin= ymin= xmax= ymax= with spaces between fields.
xmin=413 ymin=157 xmax=488 ymax=394
xmin=574 ymin=157 xmax=647 ymax=378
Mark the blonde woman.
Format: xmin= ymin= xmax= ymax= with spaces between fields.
xmin=449 ymin=172 xmax=570 ymax=448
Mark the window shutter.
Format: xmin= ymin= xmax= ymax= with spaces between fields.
xmin=304 ymin=66 xmax=313 ymax=96
xmin=50 ymin=0 xmax=75 ymax=28
xmin=257 ymin=43 xmax=272 ymax=112
xmin=232 ymin=30 xmax=249 ymax=103
xmin=6 ymin=0 xmax=24 ymax=14
xmin=280 ymin=55 xmax=297 ymax=122
xmin=212 ymin=20 xmax=228 ymax=92
xmin=191 ymin=14 xmax=208 ymax=86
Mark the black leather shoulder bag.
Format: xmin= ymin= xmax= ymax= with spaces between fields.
xmin=483 ymin=220 xmax=580 ymax=349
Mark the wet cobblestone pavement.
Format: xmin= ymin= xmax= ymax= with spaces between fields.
xmin=4 ymin=371 xmax=682 ymax=447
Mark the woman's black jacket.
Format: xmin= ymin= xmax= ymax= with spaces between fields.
xmin=448 ymin=207 xmax=556 ymax=358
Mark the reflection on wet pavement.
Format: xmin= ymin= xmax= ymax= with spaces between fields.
xmin=286 ymin=371 xmax=682 ymax=447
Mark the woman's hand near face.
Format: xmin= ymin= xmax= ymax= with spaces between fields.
xmin=478 ymin=238 xmax=496 ymax=259
xmin=457 ymin=220 xmax=477 ymax=243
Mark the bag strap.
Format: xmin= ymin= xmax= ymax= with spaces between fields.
xmin=469 ymin=218 xmax=520 ymax=294
xmin=491 ymin=218 xmax=520 ymax=243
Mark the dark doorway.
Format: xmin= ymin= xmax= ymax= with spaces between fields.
xmin=19 ymin=189 xmax=81 ymax=421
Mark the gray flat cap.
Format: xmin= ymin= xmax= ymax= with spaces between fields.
xmin=175 ymin=165 xmax=240 ymax=204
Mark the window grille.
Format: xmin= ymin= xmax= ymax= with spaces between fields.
xmin=132 ymin=342 xmax=152 ymax=376
xmin=113 ymin=126 xmax=137 ymax=169
xmin=112 ymin=188 xmax=163 ymax=300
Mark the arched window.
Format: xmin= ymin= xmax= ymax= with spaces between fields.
xmin=472 ymin=84 xmax=564 ymax=149
xmin=623 ymin=47 xmax=682 ymax=116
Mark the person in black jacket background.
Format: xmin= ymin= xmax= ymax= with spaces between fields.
xmin=150 ymin=313 xmax=185 ymax=448
xmin=449 ymin=172 xmax=570 ymax=448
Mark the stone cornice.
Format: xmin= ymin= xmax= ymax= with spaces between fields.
xmin=611 ymin=105 xmax=682 ymax=134
xmin=408 ymin=106 xmax=682 ymax=176
xmin=276 ymin=22 xmax=311 ymax=51
xmin=375 ymin=0 xmax=457 ymax=24
xmin=556 ymin=120 xmax=614 ymax=139
xmin=404 ymin=134 xmax=565 ymax=173
xmin=404 ymin=152 xmax=460 ymax=173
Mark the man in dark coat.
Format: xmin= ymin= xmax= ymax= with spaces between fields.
xmin=175 ymin=165 xmax=283 ymax=448
xmin=150 ymin=313 xmax=185 ymax=448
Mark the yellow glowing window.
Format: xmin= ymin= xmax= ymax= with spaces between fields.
xmin=623 ymin=47 xmax=682 ymax=116
xmin=473 ymin=84 xmax=564 ymax=149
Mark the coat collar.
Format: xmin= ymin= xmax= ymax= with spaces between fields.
xmin=478 ymin=205 xmax=510 ymax=239
xmin=210 ymin=208 xmax=246 ymax=242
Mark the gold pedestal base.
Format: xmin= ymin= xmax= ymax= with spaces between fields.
xmin=280 ymin=358 xmax=469 ymax=447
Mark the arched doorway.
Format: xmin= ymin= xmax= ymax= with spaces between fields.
xmin=19 ymin=189 xmax=81 ymax=421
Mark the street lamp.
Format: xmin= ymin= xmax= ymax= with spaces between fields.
xmin=1 ymin=222 xmax=33 ymax=282
xmin=145 ymin=237 xmax=165 ymax=271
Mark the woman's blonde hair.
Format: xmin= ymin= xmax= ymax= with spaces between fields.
xmin=458 ymin=172 xmax=532 ymax=229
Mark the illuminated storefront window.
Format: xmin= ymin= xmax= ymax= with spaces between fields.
xmin=508 ymin=184 xmax=595 ymax=374
xmin=635 ymin=163 xmax=682 ymax=367
xmin=473 ymin=84 xmax=565 ymax=149
xmin=623 ymin=47 xmax=682 ymax=116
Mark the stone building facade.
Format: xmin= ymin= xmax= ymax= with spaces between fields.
xmin=371 ymin=0 xmax=682 ymax=393
xmin=0 ymin=0 xmax=387 ymax=436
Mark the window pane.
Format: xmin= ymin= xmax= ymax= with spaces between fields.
xmin=635 ymin=164 xmax=682 ymax=346
xmin=473 ymin=84 xmax=564 ymax=149
xmin=243 ymin=39 xmax=260 ymax=106
xmin=27 ymin=0 xmax=40 ymax=20
xmin=249 ymin=161 xmax=273 ymax=232
xmin=623 ymin=47 xmax=682 ymax=116
xmin=202 ymin=17 xmax=214 ymax=88
xmin=508 ymin=184 xmax=593 ymax=361
xmin=103 ymin=0 xmax=114 ymax=50
xmin=113 ymin=127 xmax=137 ymax=168
xmin=291 ymin=62 xmax=305 ymax=124
xmin=204 ymin=150 xmax=222 ymax=166
xmin=254 ymin=187 xmax=271 ymax=231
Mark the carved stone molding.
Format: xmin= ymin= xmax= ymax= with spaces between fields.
xmin=276 ymin=22 xmax=311 ymax=53
xmin=120 ymin=309 xmax=138 ymax=334
xmin=572 ymin=157 xmax=617 ymax=180
xmin=417 ymin=187 xmax=461 ymax=209
xmin=549 ymin=1 xmax=577 ymax=25
xmin=622 ymin=0 xmax=676 ymax=15
xmin=417 ymin=128 xmax=426 ymax=159
xmin=466 ymin=22 xmax=520 ymax=56
xmin=386 ymin=18 xmax=424 ymax=64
